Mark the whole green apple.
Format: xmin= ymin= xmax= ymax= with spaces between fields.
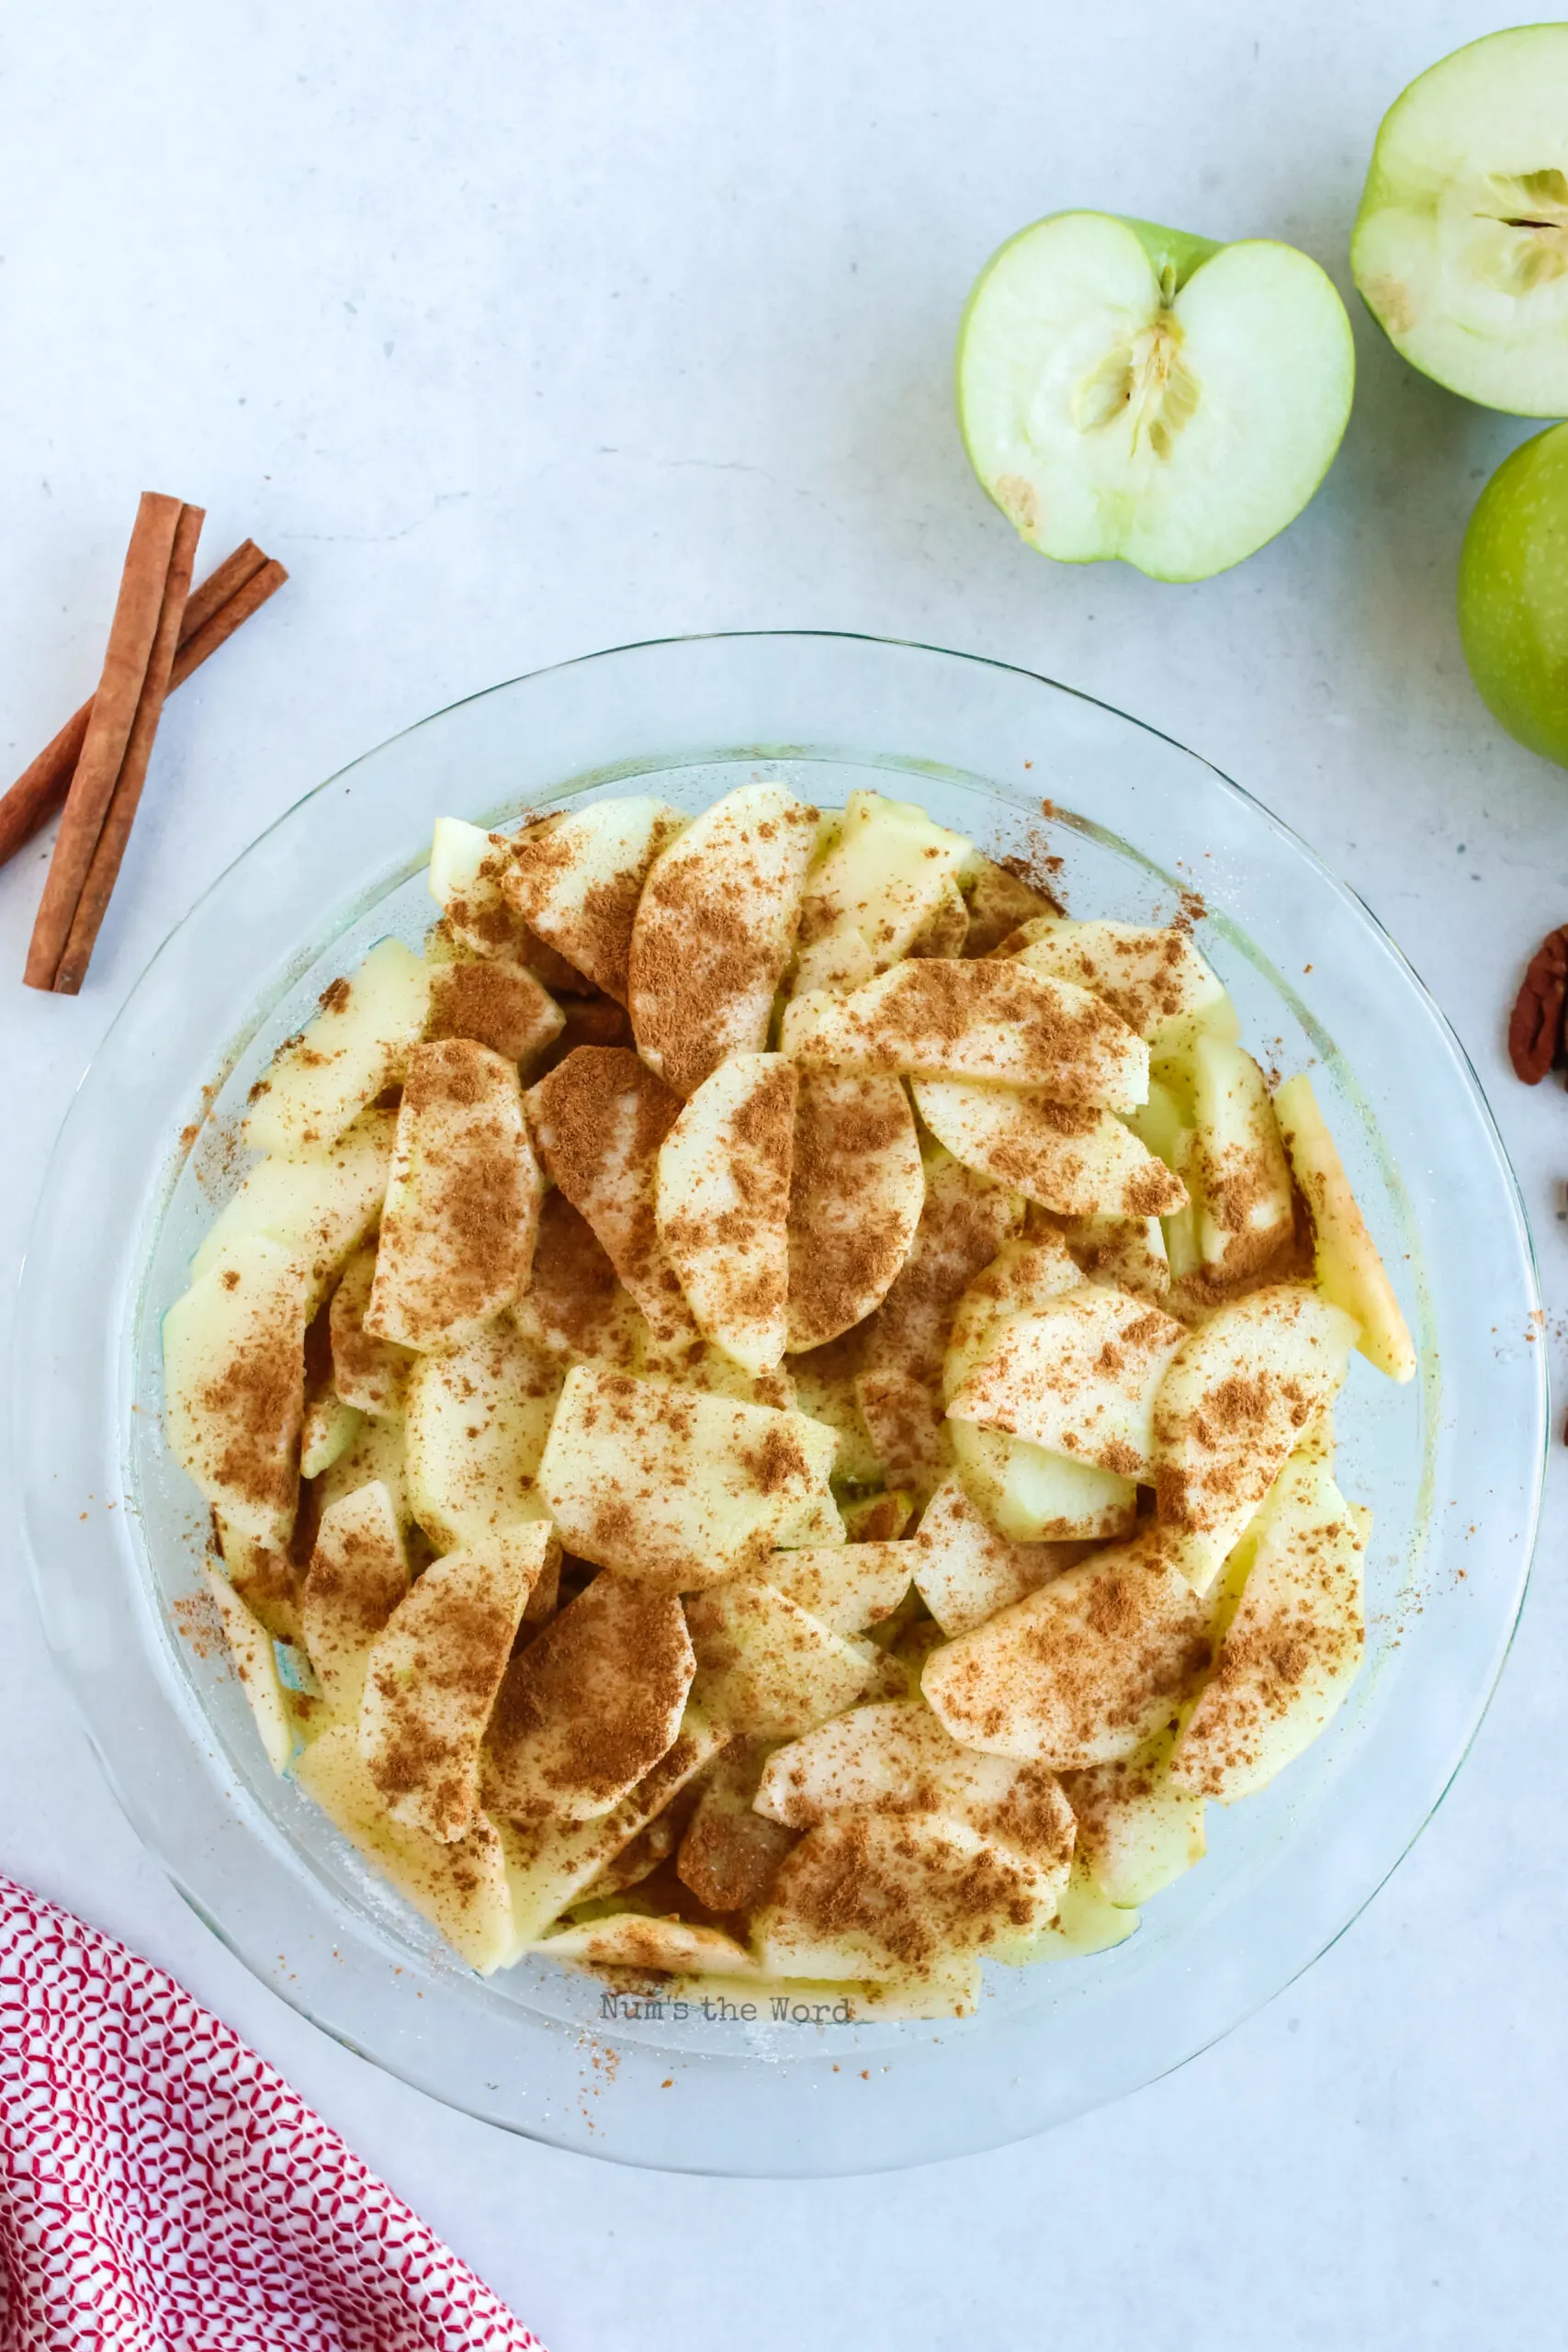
xmin=1458 ymin=423 xmax=1568 ymax=766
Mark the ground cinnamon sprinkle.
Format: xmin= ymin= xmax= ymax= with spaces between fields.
xmin=526 ymin=1045 xmax=694 ymax=1340
xmin=487 ymin=1577 xmax=693 ymax=1815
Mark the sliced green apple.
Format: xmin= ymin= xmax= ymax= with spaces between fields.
xmin=627 ymin=781 xmax=818 ymax=1096
xmin=920 ymin=1524 xmax=1216 ymax=1766
xmin=300 ymin=1479 xmax=411 ymax=1716
xmin=1351 ymin=26 xmax=1568 ymax=417
xmin=909 ymin=1472 xmax=1073 ymax=1636
xmin=427 ymin=818 xmax=532 ymax=960
xmin=797 ymin=789 xmax=972 ymax=971
xmin=785 ymin=1069 xmax=924 ymax=1352
xmin=1060 ymin=1726 xmax=1206 ymax=1906
xmin=1172 ymin=1453 xmax=1368 ymax=1803
xmin=957 ymin=209 xmax=1353 ymax=582
xmin=783 ymin=956 xmax=1147 ymax=1106
xmin=526 ymin=1045 xmax=695 ymax=1344
xmin=243 ymin=938 xmax=430 ymax=1158
xmin=404 ymin=1321 xmax=562 ymax=1551
xmin=685 ymin=1577 xmax=880 ymax=1736
xmin=485 ymin=1574 xmax=694 ymax=1821
xmin=204 ymin=1564 xmax=295 ymax=1774
xmin=191 ymin=1109 xmax=395 ymax=1306
xmin=299 ymin=1390 xmax=361 ymax=1480
xmin=424 ymin=956 xmax=564 ymax=1069
xmin=1182 ymin=1035 xmax=1295 ymax=1282
xmin=358 ymin=1524 xmax=545 ymax=1842
xmin=761 ymin=1538 xmax=914 ymax=1634
xmin=328 ymin=1246 xmax=415 ymax=1418
xmin=367 ymin=1038 xmax=540 ymax=1350
xmin=947 ymin=1283 xmax=1187 ymax=1480
xmin=1274 ymin=1073 xmax=1416 ymax=1381
xmin=536 ymin=1364 xmax=836 ymax=1590
xmin=861 ymin=1142 xmax=1024 ymax=1390
xmin=1005 ymin=916 xmax=1237 ymax=1058
xmin=912 ymin=1076 xmax=1183 ymax=1219
xmin=656 ymin=1052 xmax=796 ymax=1374
xmin=503 ymin=796 xmax=687 ymax=1002
xmin=164 ymin=1235 xmax=308 ymax=1549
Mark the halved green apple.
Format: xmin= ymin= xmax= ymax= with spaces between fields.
xmin=956 ymin=210 xmax=1353 ymax=581
xmin=1351 ymin=27 xmax=1568 ymax=416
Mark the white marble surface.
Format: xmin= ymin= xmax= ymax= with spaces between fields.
xmin=2 ymin=4 xmax=1565 ymax=2344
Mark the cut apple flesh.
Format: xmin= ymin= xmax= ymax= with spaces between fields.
xmin=1275 ymin=1074 xmax=1416 ymax=1382
xmin=485 ymin=1574 xmax=694 ymax=1821
xmin=163 ymin=1235 xmax=308 ymax=1550
xmin=358 ymin=1524 xmax=545 ymax=1843
xmin=677 ymin=1740 xmax=798 ymax=1913
xmin=243 ymin=938 xmax=430 ymax=1158
xmin=428 ymin=818 xmax=533 ymax=960
xmin=204 ymin=1565 xmax=295 ymax=1774
xmin=191 ymin=1110 xmax=395 ymax=1306
xmin=912 ymin=1076 xmax=1183 ymax=1219
xmin=526 ymin=1046 xmax=695 ymax=1344
xmin=536 ymin=1364 xmax=837 ymax=1589
xmin=762 ymin=1538 xmax=913 ymax=1634
xmin=424 ymin=956 xmax=564 ymax=1068
xmin=627 ymin=781 xmax=818 ymax=1096
xmin=656 ymin=1053 xmax=796 ymax=1374
xmin=1351 ymin=26 xmax=1568 ymax=417
xmin=785 ymin=1069 xmax=924 ymax=1353
xmin=329 ymin=1246 xmax=415 ymax=1418
xmin=860 ymin=1143 xmax=1024 ymax=1388
xmin=1004 ymin=917 xmax=1236 ymax=1057
xmin=797 ymin=788 xmax=972 ymax=971
xmin=910 ymin=1473 xmax=1073 ymax=1636
xmin=920 ymin=1526 xmax=1217 ymax=1766
xmin=957 ymin=210 xmax=1354 ymax=582
xmin=684 ymin=1577 xmax=880 ymax=1736
xmin=504 ymin=796 xmax=686 ymax=1002
xmin=1185 ymin=1035 xmax=1295 ymax=1281
xmin=1060 ymin=1727 xmax=1206 ymax=1908
xmin=948 ymin=1283 xmax=1187 ymax=1479
xmin=300 ymin=1479 xmax=411 ymax=1716
xmin=367 ymin=1039 xmax=540 ymax=1350
xmin=784 ymin=956 xmax=1148 ymax=1106
xmin=403 ymin=1322 xmax=562 ymax=1551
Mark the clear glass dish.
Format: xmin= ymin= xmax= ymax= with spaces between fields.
xmin=15 ymin=631 xmax=1545 ymax=2176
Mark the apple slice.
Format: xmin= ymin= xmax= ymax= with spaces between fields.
xmin=1127 ymin=1076 xmax=1202 ymax=1281
xmin=1171 ymin=1453 xmax=1368 ymax=1804
xmin=1152 ymin=1283 xmax=1359 ymax=1559
xmin=655 ymin=1053 xmax=796 ymax=1374
xmin=500 ymin=1713 xmax=732 ymax=1943
xmin=784 ymin=1070 xmax=923 ymax=1353
xmin=425 ymin=956 xmax=564 ymax=1069
xmin=536 ymin=1365 xmax=836 ymax=1590
xmin=782 ymin=957 xmax=1147 ymax=1106
xmin=684 ymin=1579 xmax=880 ymax=1736
xmin=503 ymin=796 xmax=687 ymax=1002
xmin=299 ymin=1391 xmax=361 ymax=1480
xmin=761 ymin=1538 xmax=914 ymax=1634
xmin=840 ymin=1490 xmax=915 ymax=1542
xmin=948 ymin=1284 xmax=1187 ymax=1479
xmin=957 ymin=209 xmax=1354 ymax=582
xmin=958 ymin=854 xmax=1058 ymax=957
xmin=912 ymin=1077 xmax=1184 ymax=1219
xmin=908 ymin=878 xmax=970 ymax=957
xmin=484 ymin=1575 xmax=694 ymax=1821
xmin=920 ymin=1525 xmax=1216 ymax=1765
xmin=1005 ymin=916 xmax=1237 ymax=1057
xmin=909 ymin=1472 xmax=1073 ymax=1635
xmin=1060 ymin=1727 xmax=1206 ymax=1906
xmin=164 ymin=1236 xmax=308 ymax=1549
xmin=677 ymin=1739 xmax=798 ymax=1913
xmin=636 ymin=1323 xmax=796 ymax=1414
xmin=203 ymin=1565 xmax=294 ymax=1774
xmin=942 ymin=1232 xmax=1136 ymax=1542
xmin=315 ymin=1410 xmax=413 ymax=1535
xmin=787 ymin=1357 xmax=883 ymax=1487
xmin=404 ymin=1321 xmax=562 ymax=1551
xmin=791 ymin=923 xmax=877 ymax=998
xmin=293 ymin=1721 xmax=515 ymax=1973
xmin=797 ymin=789 xmax=972 ymax=971
xmin=533 ymin=1915 xmax=758 ymax=1975
xmin=627 ymin=781 xmax=818 ymax=1096
xmin=427 ymin=818 xmax=532 ymax=960
xmin=243 ymin=939 xmax=431 ymax=1158
xmin=1056 ymin=1211 xmax=1169 ymax=1300
xmin=512 ymin=1193 xmax=644 ymax=1371
xmin=213 ymin=1518 xmax=300 ymax=1645
xmin=753 ymin=1808 xmax=1062 ymax=1982
xmin=989 ymin=1856 xmax=1140 ymax=1963
xmin=358 ymin=1523 xmax=547 ymax=1842
xmin=299 ymin=1480 xmax=411 ymax=1715
xmin=853 ymin=1367 xmax=952 ymax=1504
xmin=526 ymin=1045 xmax=694 ymax=1344
xmin=1184 ymin=1035 xmax=1295 ymax=1283
xmin=367 ymin=1039 xmax=540 ymax=1350
xmin=191 ymin=1110 xmax=395 ymax=1307
xmin=329 ymin=1246 xmax=415 ymax=1418
xmin=861 ymin=1143 xmax=1024 ymax=1389
xmin=1275 ymin=1074 xmax=1416 ymax=1382
xmin=1350 ymin=27 xmax=1568 ymax=419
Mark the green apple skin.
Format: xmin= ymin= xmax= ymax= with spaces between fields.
xmin=1458 ymin=424 xmax=1568 ymax=767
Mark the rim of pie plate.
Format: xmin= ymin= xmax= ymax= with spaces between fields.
xmin=15 ymin=632 xmax=1544 ymax=2175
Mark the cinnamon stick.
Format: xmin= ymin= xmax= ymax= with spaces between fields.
xmin=24 ymin=496 xmax=189 ymax=989
xmin=0 ymin=537 xmax=283 ymax=874
xmin=52 ymin=503 xmax=207 ymax=995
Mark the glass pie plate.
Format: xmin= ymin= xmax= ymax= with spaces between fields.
xmin=16 ymin=631 xmax=1545 ymax=2176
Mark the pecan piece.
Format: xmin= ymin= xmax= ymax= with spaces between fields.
xmin=1508 ymin=926 xmax=1568 ymax=1084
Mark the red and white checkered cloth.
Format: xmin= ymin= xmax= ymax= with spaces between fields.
xmin=0 ymin=1872 xmax=544 ymax=2351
